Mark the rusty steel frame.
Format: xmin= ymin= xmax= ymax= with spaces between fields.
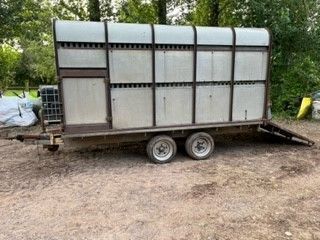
xmin=57 ymin=42 xmax=268 ymax=52
xmin=263 ymin=28 xmax=273 ymax=122
xmin=63 ymin=120 xmax=263 ymax=138
xmin=53 ymin=19 xmax=66 ymax=131
xmin=104 ymin=21 xmax=113 ymax=129
xmin=63 ymin=124 xmax=259 ymax=147
xmin=151 ymin=24 xmax=156 ymax=126
xmin=59 ymin=68 xmax=107 ymax=78
xmin=229 ymin=27 xmax=236 ymax=122
xmin=259 ymin=121 xmax=314 ymax=146
xmin=192 ymin=25 xmax=197 ymax=124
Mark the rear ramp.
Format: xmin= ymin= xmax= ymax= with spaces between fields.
xmin=259 ymin=121 xmax=315 ymax=146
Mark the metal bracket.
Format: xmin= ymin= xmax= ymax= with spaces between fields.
xmin=104 ymin=77 xmax=110 ymax=84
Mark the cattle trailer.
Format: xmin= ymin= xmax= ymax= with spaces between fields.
xmin=14 ymin=20 xmax=314 ymax=163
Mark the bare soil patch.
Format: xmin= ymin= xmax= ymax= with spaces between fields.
xmin=0 ymin=120 xmax=319 ymax=240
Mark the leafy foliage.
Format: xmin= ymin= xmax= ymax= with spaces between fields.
xmin=0 ymin=0 xmax=319 ymax=116
xmin=191 ymin=0 xmax=320 ymax=116
xmin=0 ymin=0 xmax=24 ymax=43
xmin=192 ymin=0 xmax=219 ymax=26
xmin=118 ymin=0 xmax=157 ymax=23
xmin=19 ymin=36 xmax=56 ymax=86
xmin=272 ymin=56 xmax=320 ymax=115
xmin=0 ymin=45 xmax=20 ymax=89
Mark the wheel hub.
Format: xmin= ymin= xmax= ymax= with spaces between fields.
xmin=153 ymin=140 xmax=173 ymax=161
xmin=157 ymin=143 xmax=169 ymax=156
xmin=191 ymin=137 xmax=211 ymax=157
xmin=195 ymin=140 xmax=207 ymax=152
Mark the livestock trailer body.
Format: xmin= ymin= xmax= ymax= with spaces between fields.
xmin=13 ymin=20 xmax=314 ymax=163
xmin=54 ymin=20 xmax=270 ymax=132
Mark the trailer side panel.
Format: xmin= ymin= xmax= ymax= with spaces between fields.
xmin=53 ymin=21 xmax=271 ymax=135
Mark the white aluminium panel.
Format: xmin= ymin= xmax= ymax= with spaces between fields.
xmin=56 ymin=20 xmax=105 ymax=43
xmin=196 ymin=85 xmax=230 ymax=123
xmin=55 ymin=21 xmax=269 ymax=47
xmin=197 ymin=51 xmax=232 ymax=82
xmin=235 ymin=28 xmax=270 ymax=46
xmin=111 ymin=88 xmax=153 ymax=129
xmin=63 ymin=78 xmax=107 ymax=125
xmin=154 ymin=25 xmax=194 ymax=44
xmin=58 ymin=49 xmax=106 ymax=68
xmin=108 ymin=23 xmax=152 ymax=44
xmin=156 ymin=87 xmax=192 ymax=126
xmin=234 ymin=52 xmax=268 ymax=81
xmin=196 ymin=27 xmax=233 ymax=45
xmin=233 ymin=83 xmax=265 ymax=121
xmin=155 ymin=51 xmax=193 ymax=83
xmin=109 ymin=50 xmax=152 ymax=83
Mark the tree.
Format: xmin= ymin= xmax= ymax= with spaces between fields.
xmin=192 ymin=0 xmax=220 ymax=26
xmin=166 ymin=0 xmax=195 ymax=24
xmin=88 ymin=0 xmax=101 ymax=21
xmin=55 ymin=0 xmax=114 ymax=21
xmin=100 ymin=0 xmax=115 ymax=21
xmin=0 ymin=0 xmax=24 ymax=43
xmin=0 ymin=0 xmax=57 ymax=87
xmin=22 ymin=36 xmax=55 ymax=85
xmin=156 ymin=0 xmax=167 ymax=24
xmin=56 ymin=0 xmax=88 ymax=20
xmin=188 ymin=0 xmax=320 ymax=115
xmin=218 ymin=0 xmax=320 ymax=115
xmin=1 ymin=0 xmax=319 ymax=117
xmin=118 ymin=0 xmax=157 ymax=23
xmin=118 ymin=0 xmax=191 ymax=25
xmin=0 ymin=45 xmax=20 ymax=89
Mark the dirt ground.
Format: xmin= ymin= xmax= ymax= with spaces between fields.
xmin=0 ymin=121 xmax=319 ymax=240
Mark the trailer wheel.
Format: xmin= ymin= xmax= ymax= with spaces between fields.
xmin=45 ymin=145 xmax=59 ymax=152
xmin=185 ymin=132 xmax=214 ymax=160
xmin=147 ymin=135 xmax=177 ymax=164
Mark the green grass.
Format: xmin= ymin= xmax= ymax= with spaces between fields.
xmin=3 ymin=89 xmax=38 ymax=98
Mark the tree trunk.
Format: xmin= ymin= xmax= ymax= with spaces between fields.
xmin=157 ymin=0 xmax=167 ymax=24
xmin=88 ymin=0 xmax=101 ymax=21
xmin=210 ymin=0 xmax=219 ymax=26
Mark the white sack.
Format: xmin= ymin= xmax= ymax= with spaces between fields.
xmin=0 ymin=97 xmax=38 ymax=127
xmin=312 ymin=101 xmax=320 ymax=120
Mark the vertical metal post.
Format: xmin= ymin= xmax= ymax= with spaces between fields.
xmin=53 ymin=19 xmax=60 ymax=77
xmin=104 ymin=21 xmax=113 ymax=129
xmin=263 ymin=28 xmax=273 ymax=122
xmin=192 ymin=25 xmax=198 ymax=124
xmin=151 ymin=24 xmax=156 ymax=126
xmin=53 ymin=19 xmax=66 ymax=131
xmin=229 ymin=27 xmax=236 ymax=122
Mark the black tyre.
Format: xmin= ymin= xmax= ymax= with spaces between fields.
xmin=185 ymin=132 xmax=214 ymax=160
xmin=45 ymin=145 xmax=59 ymax=152
xmin=146 ymin=135 xmax=177 ymax=164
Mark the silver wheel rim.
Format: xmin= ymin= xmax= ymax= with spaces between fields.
xmin=153 ymin=140 xmax=174 ymax=162
xmin=191 ymin=137 xmax=212 ymax=158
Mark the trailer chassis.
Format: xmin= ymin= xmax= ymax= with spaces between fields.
xmin=11 ymin=120 xmax=314 ymax=152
